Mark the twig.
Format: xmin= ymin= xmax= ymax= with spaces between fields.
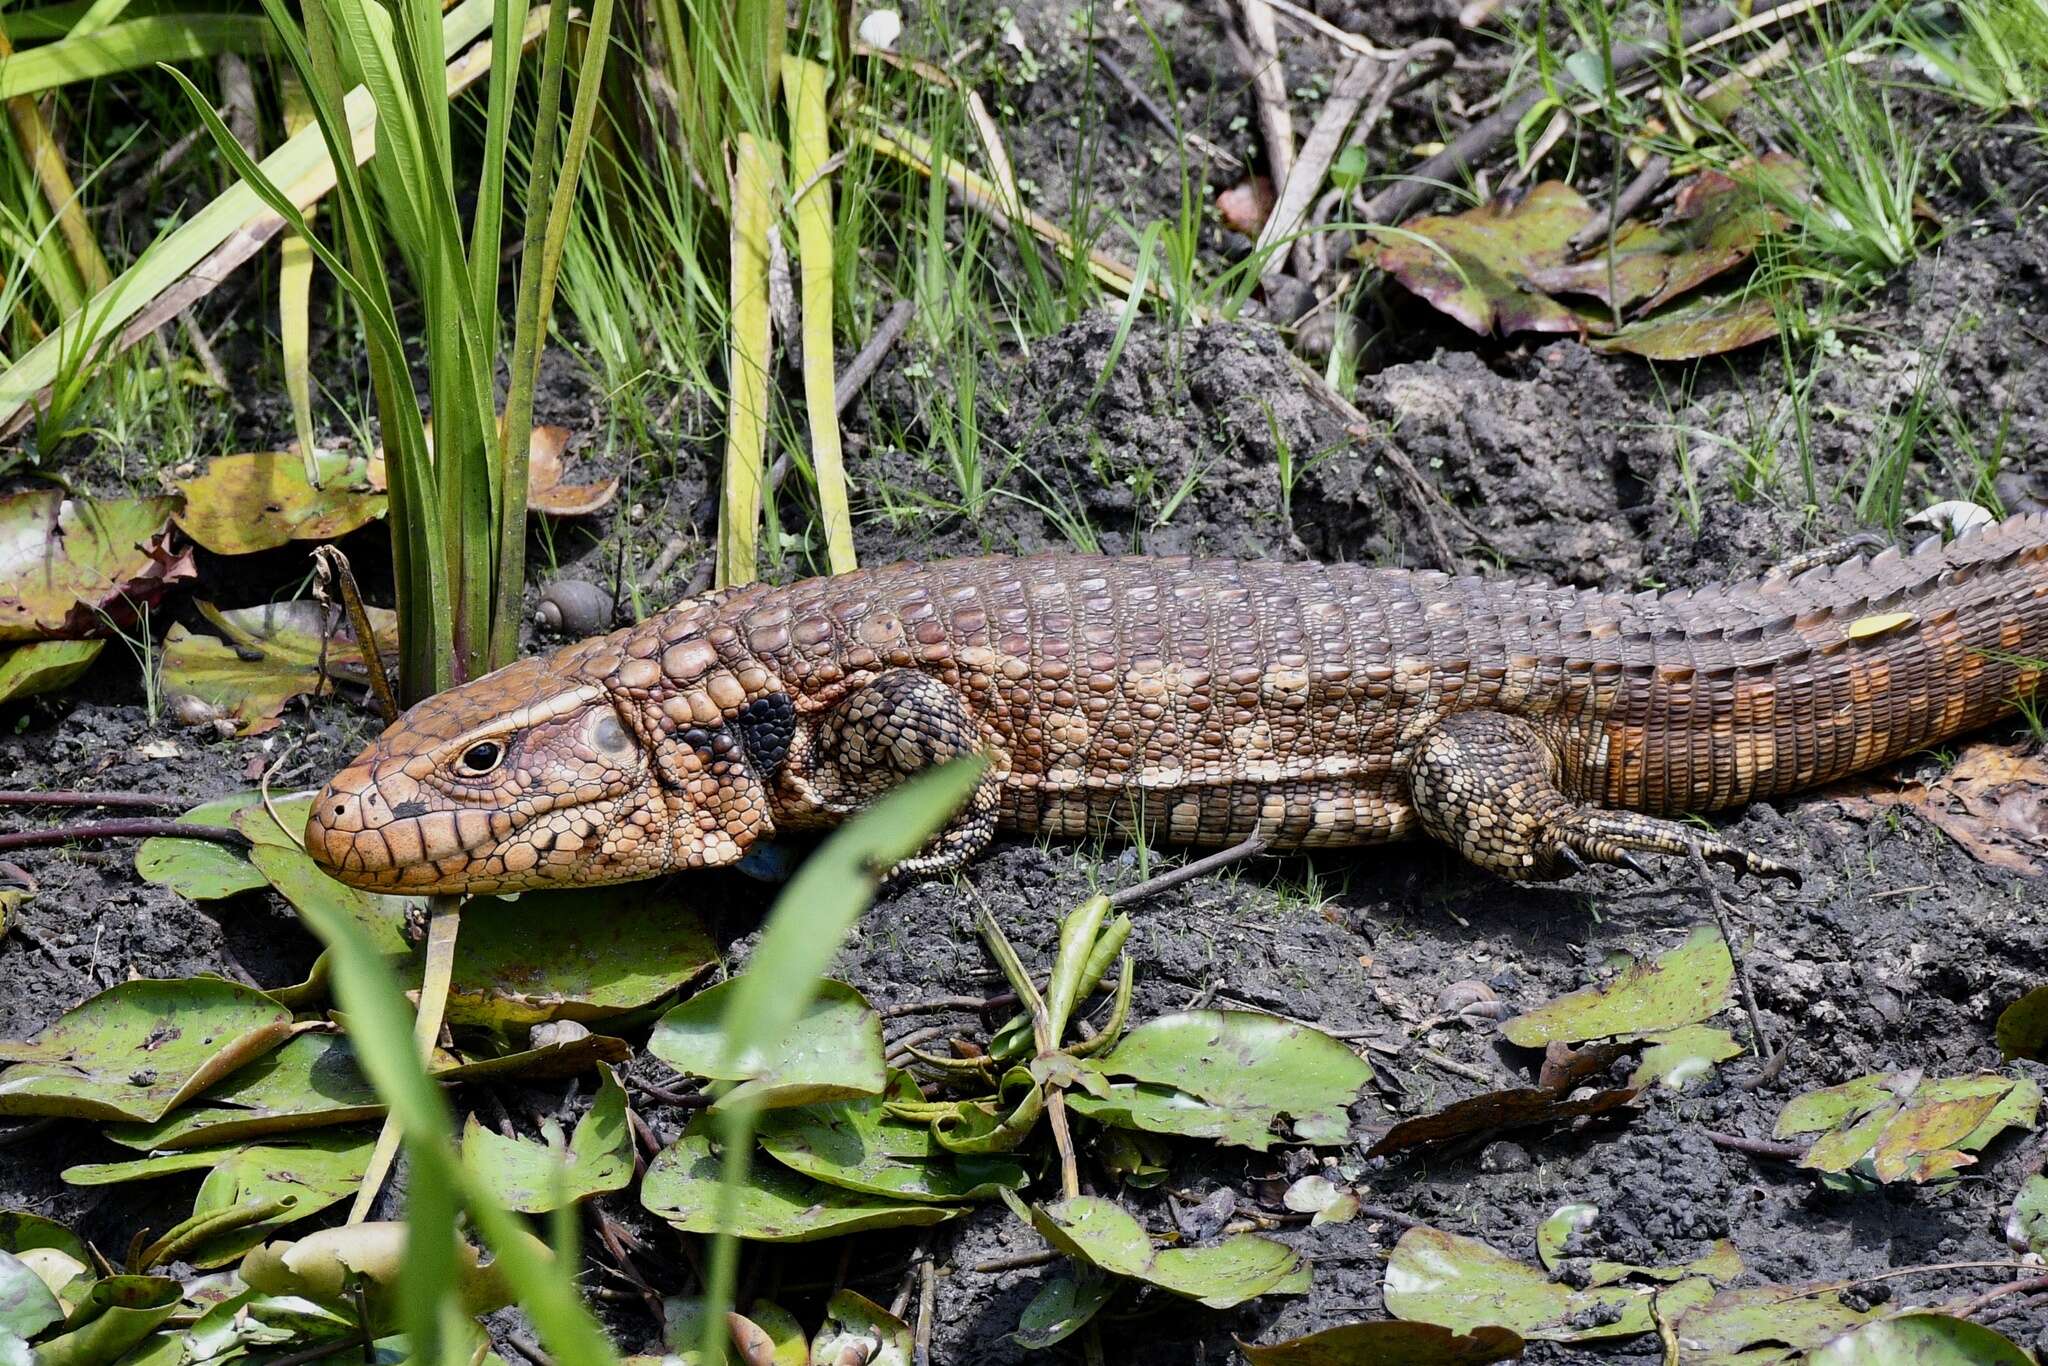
xmin=915 ymin=1256 xmax=937 ymax=1366
xmin=1417 ymin=1048 xmax=1495 ymax=1085
xmin=0 ymin=820 xmax=246 ymax=853
xmin=1047 ymin=1088 xmax=1082 ymax=1200
xmin=1089 ymin=44 xmax=1240 ymax=171
xmin=1108 ymin=831 xmax=1270 ymax=908
xmin=1256 ymin=54 xmax=1381 ymax=283
xmin=882 ymin=995 xmax=997 ymax=1018
xmin=1261 ymin=0 xmax=1405 ymax=60
xmin=1569 ymin=153 xmax=1672 ymax=254
xmin=1235 ymin=0 xmax=1295 ymax=192
xmin=0 ymin=790 xmax=187 ymax=810
xmin=315 ymin=546 xmax=398 ymax=724
xmin=1946 ymin=1273 xmax=2048 ymax=1322
xmin=1688 ymin=847 xmax=1780 ymax=1068
xmin=1703 ymin=1130 xmax=1804 ymax=1161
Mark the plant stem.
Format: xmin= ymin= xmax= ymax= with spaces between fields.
xmin=0 ymin=790 xmax=187 ymax=809
xmin=0 ymin=820 xmax=246 ymax=852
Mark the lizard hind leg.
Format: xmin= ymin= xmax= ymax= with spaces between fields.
xmin=809 ymin=667 xmax=1002 ymax=879
xmin=1406 ymin=710 xmax=1798 ymax=884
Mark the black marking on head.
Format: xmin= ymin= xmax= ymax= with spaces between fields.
xmin=392 ymin=799 xmax=429 ymax=819
xmin=734 ymin=691 xmax=796 ymax=775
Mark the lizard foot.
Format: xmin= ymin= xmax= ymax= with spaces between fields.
xmin=1408 ymin=710 xmax=1800 ymax=885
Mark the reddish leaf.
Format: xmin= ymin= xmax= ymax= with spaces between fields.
xmin=0 ymin=491 xmax=192 ymax=642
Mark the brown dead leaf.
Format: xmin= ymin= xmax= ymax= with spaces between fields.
xmin=525 ymin=425 xmax=619 ymax=517
xmin=1218 ymin=175 xmax=1277 ymax=236
xmin=1366 ymin=1084 xmax=1640 ymax=1160
xmin=1837 ymin=743 xmax=2048 ymax=875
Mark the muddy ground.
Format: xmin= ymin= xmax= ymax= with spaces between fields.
xmin=7 ymin=0 xmax=2048 ymax=1362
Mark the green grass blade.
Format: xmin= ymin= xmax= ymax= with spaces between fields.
xmin=0 ymin=15 xmax=275 ymax=97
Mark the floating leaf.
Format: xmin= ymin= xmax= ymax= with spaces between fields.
xmin=1370 ymin=182 xmax=1605 ymax=337
xmin=161 ymin=600 xmax=396 ymax=736
xmin=105 ymin=1031 xmax=382 ymax=1149
xmin=1839 ymin=743 xmax=2048 ymax=876
xmin=1668 ymin=1283 xmax=1879 ymax=1362
xmin=1501 ymin=925 xmax=1733 ymax=1048
xmin=1996 ymin=985 xmax=2048 ymax=1061
xmin=1587 ymin=288 xmax=1780 ymax=361
xmin=1773 ymin=1071 xmax=2038 ymax=1182
xmin=0 ymin=979 xmax=293 ymax=1122
xmin=648 ymin=978 xmax=884 ymax=1111
xmin=0 ymin=639 xmax=103 ymax=705
xmin=1074 ymin=1010 xmax=1374 ymax=1150
xmin=171 ymin=449 xmax=386 ymax=555
xmin=1013 ymin=1270 xmax=1113 ymax=1350
xmin=181 ymin=1134 xmax=375 ymax=1267
xmin=1805 ymin=1311 xmax=2034 ymax=1365
xmin=0 ymin=492 xmax=192 ymax=643
xmin=1068 ymin=1081 xmax=1291 ymax=1149
xmin=0 ymin=1251 xmax=61 ymax=1342
xmin=1241 ymin=1321 xmax=1525 ymax=1365
xmin=449 ymin=886 xmax=717 ymax=1027
xmin=757 ymin=1082 xmax=1026 ymax=1202
xmin=1629 ymin=1025 xmax=1743 ymax=1091
xmin=524 ymin=426 xmax=619 ymax=517
xmin=1023 ymin=1194 xmax=1310 ymax=1310
xmin=1367 ymin=1085 xmax=1638 ymax=1159
xmin=809 ymin=1291 xmax=911 ymax=1366
xmin=641 ymin=1130 xmax=956 ymax=1242
xmin=1384 ymin=1225 xmax=1704 ymax=1342
xmin=32 ymin=1276 xmax=181 ymax=1366
xmin=462 ymin=1066 xmax=632 ymax=1213
xmin=136 ymin=793 xmax=271 ymax=900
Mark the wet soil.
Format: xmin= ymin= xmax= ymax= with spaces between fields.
xmin=6 ymin=2 xmax=2048 ymax=1363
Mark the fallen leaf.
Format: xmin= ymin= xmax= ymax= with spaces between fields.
xmin=1281 ymin=1175 xmax=1359 ymax=1226
xmin=1240 ymin=1321 xmax=1525 ymax=1365
xmin=524 ymin=426 xmax=619 ymax=516
xmin=1218 ymin=175 xmax=1277 ymax=236
xmin=160 ymin=600 xmax=396 ymax=736
xmin=1501 ymin=925 xmax=1733 ymax=1048
xmin=1384 ymin=1224 xmax=1702 ymax=1343
xmin=0 ymin=640 xmax=104 ymax=705
xmin=1587 ymin=288 xmax=1781 ymax=360
xmin=1773 ymin=1070 xmax=2039 ymax=1182
xmin=2006 ymin=1174 xmax=2048 ymax=1256
xmin=0 ymin=492 xmax=192 ymax=643
xmin=1839 ymin=743 xmax=2048 ymax=875
xmin=1999 ymin=986 xmax=2048 ymax=1061
xmin=171 ymin=449 xmax=386 ymax=555
xmin=641 ymin=1130 xmax=958 ymax=1242
xmin=1628 ymin=1025 xmax=1742 ymax=1091
xmin=462 ymin=1066 xmax=632 ymax=1213
xmin=1371 ymin=181 xmax=1606 ymax=337
xmin=648 ymin=979 xmax=884 ymax=1111
xmin=1366 ymin=1084 xmax=1639 ymax=1159
xmin=1668 ymin=1282 xmax=1879 ymax=1363
xmin=1012 ymin=1270 xmax=1113 ymax=1350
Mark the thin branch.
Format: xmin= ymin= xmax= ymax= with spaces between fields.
xmin=0 ymin=790 xmax=187 ymax=810
xmin=0 ymin=820 xmax=246 ymax=853
xmin=1108 ymin=831 xmax=1270 ymax=908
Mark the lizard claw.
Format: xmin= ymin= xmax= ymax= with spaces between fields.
xmin=1616 ymin=851 xmax=1656 ymax=881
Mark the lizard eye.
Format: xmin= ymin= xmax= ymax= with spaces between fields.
xmin=458 ymin=741 xmax=505 ymax=775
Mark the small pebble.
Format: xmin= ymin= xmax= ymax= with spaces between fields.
xmin=1479 ymin=1141 xmax=1532 ymax=1174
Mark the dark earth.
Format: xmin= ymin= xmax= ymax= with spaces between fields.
xmin=7 ymin=0 xmax=2048 ymax=1361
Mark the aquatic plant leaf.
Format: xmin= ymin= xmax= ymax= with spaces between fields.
xmin=1075 ymin=1010 xmax=1374 ymax=1147
xmin=1384 ymin=1225 xmax=1688 ymax=1342
xmin=1775 ymin=1071 xmax=2036 ymax=1181
xmin=1839 ymin=743 xmax=2048 ymax=876
xmin=641 ymin=1131 xmax=957 ymax=1242
xmin=1240 ymin=1321 xmax=1525 ymax=1366
xmin=2006 ymin=1174 xmax=2048 ymax=1256
xmin=103 ymin=1031 xmax=382 ymax=1149
xmin=1371 ymin=182 xmax=1605 ymax=337
xmin=249 ymin=843 xmax=416 ymax=973
xmin=0 ymin=492 xmax=192 ymax=643
xmin=648 ymin=978 xmax=884 ymax=1111
xmin=1282 ymin=1176 xmax=1358 ymax=1226
xmin=1588 ymin=289 xmax=1781 ymax=361
xmin=32 ymin=1276 xmax=181 ymax=1366
xmin=0 ymin=978 xmax=293 ymax=1122
xmin=809 ymin=1291 xmax=912 ymax=1366
xmin=448 ymin=885 xmax=717 ymax=1026
xmin=1013 ymin=1270 xmax=1113 ymax=1350
xmin=239 ymin=1222 xmax=524 ymax=1328
xmin=1501 ymin=925 xmax=1732 ymax=1048
xmin=0 ymin=639 xmax=103 ymax=704
xmin=462 ymin=1066 xmax=632 ymax=1213
xmin=1535 ymin=1203 xmax=1599 ymax=1270
xmin=0 ymin=1251 xmax=61 ymax=1342
xmin=1023 ymin=1194 xmax=1310 ymax=1310
xmin=161 ymin=600 xmax=396 ymax=736
xmin=1066 ymin=1080 xmax=1281 ymax=1148
xmin=172 ymin=449 xmax=386 ymax=555
xmin=756 ymin=1085 xmax=1026 ymax=1202
xmin=1996 ymin=984 xmax=2048 ymax=1061
xmin=1629 ymin=1025 xmax=1743 ymax=1091
xmin=1807 ymin=1311 xmax=2034 ymax=1365
xmin=1668 ymin=1283 xmax=1880 ymax=1362
xmin=0 ymin=1214 xmax=89 ymax=1267
xmin=174 ymin=1134 xmax=376 ymax=1267
xmin=135 ymin=793 xmax=270 ymax=900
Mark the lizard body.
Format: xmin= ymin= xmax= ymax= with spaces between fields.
xmin=307 ymin=518 xmax=2048 ymax=893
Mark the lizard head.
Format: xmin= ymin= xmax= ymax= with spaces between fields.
xmin=305 ymin=613 xmax=795 ymax=895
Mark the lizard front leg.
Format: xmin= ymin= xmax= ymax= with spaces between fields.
xmin=786 ymin=668 xmax=1005 ymax=878
xmin=1406 ymin=711 xmax=1799 ymax=883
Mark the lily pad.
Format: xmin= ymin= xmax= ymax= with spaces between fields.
xmin=1501 ymin=925 xmax=1733 ymax=1048
xmin=0 ymin=978 xmax=293 ymax=1122
xmin=462 ymin=1066 xmax=632 ymax=1213
xmin=135 ymin=793 xmax=271 ymax=900
xmin=1629 ymin=1025 xmax=1743 ymax=1091
xmin=755 ymin=1082 xmax=1027 ymax=1203
xmin=1075 ymin=1010 xmax=1374 ymax=1149
xmin=0 ymin=640 xmax=104 ymax=705
xmin=1384 ymin=1225 xmax=1701 ymax=1342
xmin=1023 ymin=1194 xmax=1310 ymax=1310
xmin=1240 ymin=1322 xmax=1526 ymax=1366
xmin=0 ymin=1251 xmax=61 ymax=1342
xmin=161 ymin=600 xmax=397 ymax=736
xmin=0 ymin=492 xmax=192 ymax=643
xmin=1068 ymin=1081 xmax=1290 ymax=1149
xmin=172 ymin=449 xmax=386 ymax=555
xmin=1587 ymin=288 xmax=1780 ymax=361
xmin=641 ymin=1131 xmax=958 ymax=1242
xmin=1013 ymin=1271 xmax=1113 ymax=1350
xmin=248 ymin=841 xmax=418 ymax=976
xmin=1773 ymin=1071 xmax=2038 ymax=1182
xmin=1668 ymin=1283 xmax=1879 ymax=1363
xmin=1806 ymin=1311 xmax=2033 ymax=1365
xmin=648 ymin=978 xmax=884 ymax=1111
xmin=104 ymin=1031 xmax=383 ymax=1150
xmin=450 ymin=885 xmax=718 ymax=1027
xmin=1996 ymin=985 xmax=2048 ymax=1062
xmin=181 ymin=1133 xmax=375 ymax=1266
xmin=809 ymin=1290 xmax=912 ymax=1366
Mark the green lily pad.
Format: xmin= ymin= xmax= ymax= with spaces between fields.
xmin=755 ymin=1082 xmax=1027 ymax=1203
xmin=1806 ymin=1311 xmax=2033 ymax=1365
xmin=1535 ymin=1203 xmax=1599 ymax=1270
xmin=172 ymin=449 xmax=386 ymax=556
xmin=641 ymin=1131 xmax=958 ymax=1242
xmin=135 ymin=794 xmax=270 ymax=900
xmin=0 ymin=640 xmax=103 ymax=705
xmin=1668 ymin=1283 xmax=1879 ymax=1362
xmin=1500 ymin=925 xmax=1733 ymax=1048
xmin=1067 ymin=1081 xmax=1286 ymax=1149
xmin=1075 ymin=1010 xmax=1374 ymax=1149
xmin=104 ymin=1031 xmax=383 ymax=1150
xmin=1996 ymin=985 xmax=2048 ymax=1061
xmin=33 ymin=1276 xmax=181 ymax=1366
xmin=810 ymin=1290 xmax=912 ymax=1366
xmin=1587 ymin=288 xmax=1781 ymax=361
xmin=1013 ymin=1270 xmax=1113 ymax=1350
xmin=1240 ymin=1321 xmax=1526 ymax=1365
xmin=1383 ymin=1225 xmax=1692 ymax=1342
xmin=2007 ymin=1175 xmax=2048 ymax=1256
xmin=181 ymin=1133 xmax=375 ymax=1266
xmin=463 ymin=1066 xmax=632 ymax=1213
xmin=0 ymin=1213 xmax=89 ymax=1266
xmin=0 ymin=979 xmax=294 ymax=1122
xmin=449 ymin=886 xmax=718 ymax=1027
xmin=63 ymin=1148 xmax=244 ymax=1185
xmin=1022 ymin=1194 xmax=1310 ymax=1310
xmin=0 ymin=492 xmax=192 ymax=643
xmin=1774 ymin=1072 xmax=2038 ymax=1182
xmin=1629 ymin=1025 xmax=1742 ymax=1091
xmin=0 ymin=1251 xmax=61 ymax=1342
xmin=648 ymin=978 xmax=884 ymax=1111
xmin=161 ymin=600 xmax=396 ymax=737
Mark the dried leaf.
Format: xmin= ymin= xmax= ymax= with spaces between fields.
xmin=161 ymin=600 xmax=396 ymax=736
xmin=1370 ymin=182 xmax=1605 ymax=337
xmin=0 ymin=492 xmax=192 ymax=643
xmin=1367 ymin=1084 xmax=1639 ymax=1159
xmin=524 ymin=426 xmax=619 ymax=517
xmin=171 ymin=449 xmax=385 ymax=555
xmin=1842 ymin=743 xmax=2048 ymax=875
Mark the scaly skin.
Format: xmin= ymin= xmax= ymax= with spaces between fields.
xmin=306 ymin=517 xmax=2048 ymax=893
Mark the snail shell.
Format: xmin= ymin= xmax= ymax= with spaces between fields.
xmin=536 ymin=579 xmax=614 ymax=635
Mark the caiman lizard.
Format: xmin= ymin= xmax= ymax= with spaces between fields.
xmin=307 ymin=517 xmax=2048 ymax=893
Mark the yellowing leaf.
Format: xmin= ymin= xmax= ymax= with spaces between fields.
xmin=172 ymin=449 xmax=386 ymax=555
xmin=0 ymin=492 xmax=192 ymax=643
xmin=1501 ymin=924 xmax=1733 ymax=1048
xmin=161 ymin=599 xmax=395 ymax=736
